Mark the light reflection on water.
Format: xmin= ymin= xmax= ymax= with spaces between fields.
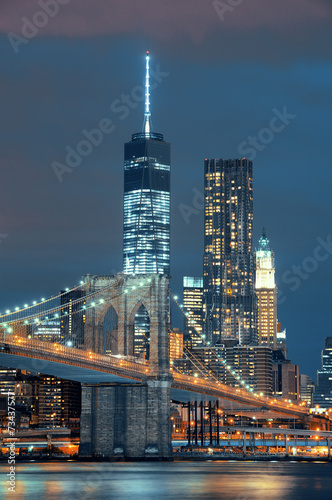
xmin=0 ymin=461 xmax=331 ymax=500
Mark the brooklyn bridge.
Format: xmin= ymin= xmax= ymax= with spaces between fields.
xmin=0 ymin=273 xmax=331 ymax=459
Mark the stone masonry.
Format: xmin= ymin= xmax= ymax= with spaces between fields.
xmin=79 ymin=273 xmax=173 ymax=459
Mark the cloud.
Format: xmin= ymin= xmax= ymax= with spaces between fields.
xmin=0 ymin=0 xmax=331 ymax=43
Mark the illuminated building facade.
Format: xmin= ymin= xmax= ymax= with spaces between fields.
xmin=60 ymin=289 xmax=86 ymax=347
xmin=300 ymin=374 xmax=315 ymax=406
xmin=203 ymin=158 xmax=256 ymax=345
xmin=313 ymin=337 xmax=332 ymax=408
xmin=255 ymin=229 xmax=277 ymax=348
xmin=122 ymin=53 xmax=170 ymax=358
xmin=183 ymin=276 xmax=204 ymax=348
xmin=169 ymin=328 xmax=183 ymax=363
xmin=272 ymin=350 xmax=300 ymax=401
xmin=123 ymin=52 xmax=170 ymax=276
xmin=33 ymin=320 xmax=61 ymax=342
xmin=38 ymin=375 xmax=81 ymax=429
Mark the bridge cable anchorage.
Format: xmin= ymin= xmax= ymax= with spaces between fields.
xmin=170 ymin=292 xmax=310 ymax=414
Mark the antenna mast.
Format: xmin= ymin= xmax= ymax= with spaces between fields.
xmin=143 ymin=51 xmax=151 ymax=137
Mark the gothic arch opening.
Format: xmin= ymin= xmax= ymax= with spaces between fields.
xmin=103 ymin=305 xmax=118 ymax=355
xmin=134 ymin=304 xmax=150 ymax=360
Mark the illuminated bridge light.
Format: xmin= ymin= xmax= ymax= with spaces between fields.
xmin=7 ymin=328 xmax=13 ymax=333
xmin=99 ymin=299 xmax=104 ymax=303
xmin=24 ymin=304 xmax=28 ymax=308
xmin=42 ymin=298 xmax=45 ymax=302
xmin=6 ymin=310 xmax=10 ymax=314
xmin=24 ymin=321 xmax=28 ymax=325
xmin=15 ymin=307 xmax=19 ymax=311
xmin=91 ymin=302 xmax=95 ymax=307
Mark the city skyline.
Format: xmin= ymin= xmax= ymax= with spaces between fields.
xmin=1 ymin=1 xmax=332 ymax=381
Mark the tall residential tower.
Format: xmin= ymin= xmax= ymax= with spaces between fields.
xmin=123 ymin=52 xmax=171 ymax=276
xmin=203 ymin=158 xmax=256 ymax=345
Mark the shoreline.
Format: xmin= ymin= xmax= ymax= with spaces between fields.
xmin=0 ymin=455 xmax=331 ymax=463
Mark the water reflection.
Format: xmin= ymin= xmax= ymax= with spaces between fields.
xmin=0 ymin=461 xmax=331 ymax=500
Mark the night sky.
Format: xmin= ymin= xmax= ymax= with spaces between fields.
xmin=1 ymin=0 xmax=332 ymax=380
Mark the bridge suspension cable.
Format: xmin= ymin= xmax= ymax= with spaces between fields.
xmin=170 ymin=292 xmax=270 ymax=398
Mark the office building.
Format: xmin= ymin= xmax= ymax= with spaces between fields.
xmin=300 ymin=374 xmax=315 ymax=406
xmin=169 ymin=328 xmax=183 ymax=363
xmin=33 ymin=320 xmax=61 ymax=342
xmin=255 ymin=229 xmax=277 ymax=348
xmin=272 ymin=350 xmax=300 ymax=401
xmin=203 ymin=158 xmax=256 ymax=345
xmin=123 ymin=52 xmax=170 ymax=276
xmin=313 ymin=337 xmax=332 ymax=408
xmin=276 ymin=325 xmax=287 ymax=357
xmin=38 ymin=375 xmax=81 ymax=429
xmin=122 ymin=52 xmax=170 ymax=358
xmin=183 ymin=276 xmax=204 ymax=348
xmin=60 ymin=289 xmax=86 ymax=347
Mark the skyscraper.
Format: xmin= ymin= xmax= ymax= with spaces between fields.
xmin=122 ymin=53 xmax=170 ymax=358
xmin=313 ymin=337 xmax=332 ymax=408
xmin=123 ymin=52 xmax=171 ymax=276
xmin=183 ymin=276 xmax=204 ymax=348
xmin=255 ymin=229 xmax=277 ymax=348
xmin=60 ymin=289 xmax=86 ymax=347
xmin=203 ymin=158 xmax=256 ymax=345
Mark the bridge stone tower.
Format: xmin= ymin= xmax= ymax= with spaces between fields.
xmin=79 ymin=273 xmax=173 ymax=459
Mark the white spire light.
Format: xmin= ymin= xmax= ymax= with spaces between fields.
xmin=143 ymin=51 xmax=151 ymax=137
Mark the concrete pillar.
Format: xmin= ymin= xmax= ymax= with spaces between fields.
xmin=79 ymin=380 xmax=172 ymax=459
xmin=285 ymin=434 xmax=289 ymax=456
xmin=243 ymin=431 xmax=246 ymax=457
xmin=328 ymin=436 xmax=331 ymax=459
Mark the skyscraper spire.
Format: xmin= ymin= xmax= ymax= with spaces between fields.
xmin=143 ymin=51 xmax=151 ymax=137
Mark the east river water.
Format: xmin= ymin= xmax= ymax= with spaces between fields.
xmin=0 ymin=461 xmax=332 ymax=499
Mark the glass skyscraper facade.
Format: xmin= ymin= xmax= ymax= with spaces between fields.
xmin=123 ymin=53 xmax=170 ymax=276
xmin=313 ymin=337 xmax=332 ymax=408
xmin=183 ymin=277 xmax=204 ymax=348
xmin=123 ymin=134 xmax=170 ymax=275
xmin=203 ymin=158 xmax=257 ymax=346
xmin=122 ymin=52 xmax=170 ymax=359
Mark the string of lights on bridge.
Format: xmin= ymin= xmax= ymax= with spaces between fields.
xmin=170 ymin=292 xmax=279 ymax=401
xmin=0 ymin=276 xmax=155 ymax=334
xmin=0 ymin=279 xmax=303 ymax=407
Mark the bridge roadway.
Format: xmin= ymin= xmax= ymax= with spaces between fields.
xmin=0 ymin=336 xmax=324 ymax=420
